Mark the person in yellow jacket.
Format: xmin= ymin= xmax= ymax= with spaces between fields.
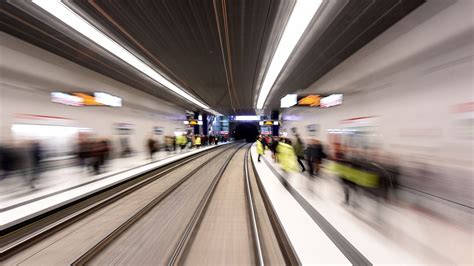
xmin=276 ymin=138 xmax=298 ymax=173
xmin=256 ymin=136 xmax=264 ymax=162
xmin=177 ymin=134 xmax=187 ymax=151
xmin=194 ymin=135 xmax=201 ymax=148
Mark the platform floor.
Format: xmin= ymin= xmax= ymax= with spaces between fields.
xmin=1 ymin=148 xmax=204 ymax=210
xmin=1 ymin=145 xmax=223 ymax=229
xmin=251 ymin=145 xmax=473 ymax=265
xmin=2 ymin=144 xmax=471 ymax=265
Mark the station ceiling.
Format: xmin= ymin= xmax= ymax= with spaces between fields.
xmin=1 ymin=0 xmax=424 ymax=115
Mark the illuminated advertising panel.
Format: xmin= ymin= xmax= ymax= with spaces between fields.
xmin=320 ymin=94 xmax=343 ymax=108
xmin=280 ymin=94 xmax=297 ymax=108
xmin=233 ymin=115 xmax=260 ymax=121
xmin=279 ymin=94 xmax=343 ymax=108
xmin=185 ymin=119 xmax=203 ymax=126
xmin=297 ymin=95 xmax=320 ymax=107
xmin=259 ymin=120 xmax=279 ymax=126
xmin=51 ymin=92 xmax=122 ymax=107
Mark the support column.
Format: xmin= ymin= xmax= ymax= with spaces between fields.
xmin=202 ymin=114 xmax=208 ymax=136
xmin=194 ymin=112 xmax=200 ymax=135
xmin=271 ymin=110 xmax=279 ymax=136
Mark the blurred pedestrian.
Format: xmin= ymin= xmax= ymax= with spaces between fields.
xmin=177 ymin=134 xmax=187 ymax=152
xmin=77 ymin=136 xmax=91 ymax=171
xmin=195 ymin=135 xmax=202 ymax=148
xmin=276 ymin=138 xmax=298 ymax=187
xmin=256 ymin=136 xmax=264 ymax=162
xmin=172 ymin=136 xmax=177 ymax=152
xmin=30 ymin=140 xmax=43 ymax=183
xmin=91 ymin=139 xmax=109 ymax=175
xmin=270 ymin=136 xmax=279 ymax=162
xmin=120 ymin=137 xmax=132 ymax=157
xmin=293 ymin=134 xmax=306 ymax=172
xmin=276 ymin=139 xmax=298 ymax=172
xmin=16 ymin=142 xmax=33 ymax=187
xmin=0 ymin=143 xmax=14 ymax=180
xmin=265 ymin=135 xmax=271 ymax=149
xmin=260 ymin=135 xmax=267 ymax=150
xmin=147 ymin=136 xmax=157 ymax=160
xmin=304 ymin=139 xmax=326 ymax=176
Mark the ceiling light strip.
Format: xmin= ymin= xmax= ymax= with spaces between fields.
xmin=32 ymin=0 xmax=212 ymax=111
xmin=256 ymin=0 xmax=322 ymax=109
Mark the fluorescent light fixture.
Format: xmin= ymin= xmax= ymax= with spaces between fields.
xmin=280 ymin=94 xmax=297 ymax=108
xmin=235 ymin=115 xmax=260 ymax=121
xmin=33 ymin=0 xmax=212 ymax=111
xmin=256 ymin=0 xmax=322 ymax=109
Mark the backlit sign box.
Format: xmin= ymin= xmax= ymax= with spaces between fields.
xmin=279 ymin=94 xmax=343 ymax=108
xmin=280 ymin=94 xmax=297 ymax=108
xmin=259 ymin=120 xmax=279 ymax=126
xmin=51 ymin=92 xmax=122 ymax=107
xmin=320 ymin=94 xmax=343 ymax=108
xmin=297 ymin=95 xmax=320 ymax=107
xmin=185 ymin=119 xmax=203 ymax=126
xmin=234 ymin=115 xmax=261 ymax=121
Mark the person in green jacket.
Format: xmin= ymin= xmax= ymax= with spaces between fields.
xmin=256 ymin=136 xmax=264 ymax=162
xmin=293 ymin=134 xmax=306 ymax=172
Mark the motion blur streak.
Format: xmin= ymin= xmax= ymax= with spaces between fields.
xmin=256 ymin=0 xmax=323 ymax=109
xmin=0 ymin=0 xmax=472 ymax=264
xmin=31 ymin=0 xmax=211 ymax=110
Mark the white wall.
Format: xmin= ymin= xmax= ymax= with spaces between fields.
xmin=0 ymin=32 xmax=186 ymax=155
xmin=281 ymin=0 xmax=473 ymax=205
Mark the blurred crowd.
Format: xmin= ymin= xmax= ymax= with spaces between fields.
xmin=0 ymin=131 xmax=229 ymax=190
xmin=0 ymin=140 xmax=42 ymax=188
xmin=256 ymin=134 xmax=401 ymax=207
xmin=257 ymin=130 xmax=472 ymax=228
xmin=148 ymin=133 xmax=228 ymax=160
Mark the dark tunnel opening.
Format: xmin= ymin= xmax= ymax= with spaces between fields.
xmin=232 ymin=122 xmax=259 ymax=143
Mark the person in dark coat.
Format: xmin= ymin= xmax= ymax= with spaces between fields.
xmin=147 ymin=136 xmax=157 ymax=160
xmin=30 ymin=140 xmax=42 ymax=183
xmin=304 ymin=139 xmax=326 ymax=176
xmin=270 ymin=136 xmax=280 ymax=162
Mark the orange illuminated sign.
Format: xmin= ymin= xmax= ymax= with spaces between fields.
xmin=73 ymin=93 xmax=102 ymax=106
xmin=297 ymin=95 xmax=320 ymax=107
xmin=51 ymin=92 xmax=122 ymax=107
